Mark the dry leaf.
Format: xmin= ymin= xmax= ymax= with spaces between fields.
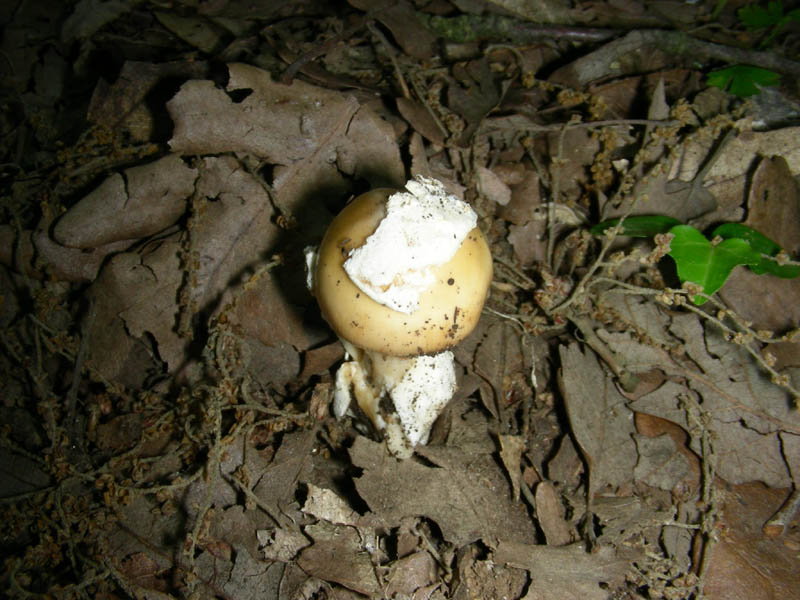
xmin=535 ymin=481 xmax=573 ymax=546
xmin=384 ymin=551 xmax=437 ymax=597
xmin=666 ymin=124 xmax=800 ymax=226
xmin=54 ymin=154 xmax=196 ymax=248
xmin=476 ymin=165 xmax=511 ymax=206
xmin=632 ymin=433 xmax=690 ymax=491
xmin=473 ymin=320 xmax=526 ymax=420
xmin=87 ymin=60 xmax=208 ymax=140
xmin=558 ymin=343 xmax=638 ymax=495
xmin=704 ymin=483 xmax=800 ymax=599
xmin=168 ymin=63 xmax=358 ymax=160
xmin=349 ymin=0 xmax=437 ymax=59
xmin=297 ymin=521 xmax=382 ymax=596
xmin=496 ymin=542 xmax=631 ymax=600
xmin=498 ymin=433 xmax=524 ymax=501
xmin=397 ymin=97 xmax=446 ymax=146
xmin=350 ymin=436 xmax=537 ymax=548
xmin=302 ymin=484 xmax=361 ymax=526
xmin=87 ymin=239 xmax=183 ymax=384
xmin=259 ymin=527 xmax=311 ymax=562
xmin=454 ymin=548 xmax=528 ymax=600
xmin=623 ymin=315 xmax=800 ymax=487
xmin=253 ymin=430 xmax=319 ymax=527
xmin=0 ymin=223 xmax=130 ymax=282
xmin=189 ymin=155 xmax=282 ymax=312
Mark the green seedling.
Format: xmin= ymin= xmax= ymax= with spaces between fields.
xmin=706 ymin=65 xmax=781 ymax=97
xmin=591 ymin=215 xmax=799 ymax=305
xmin=705 ymin=1 xmax=800 ymax=97
xmin=713 ymin=223 xmax=800 ymax=278
xmin=738 ymin=0 xmax=800 ymax=46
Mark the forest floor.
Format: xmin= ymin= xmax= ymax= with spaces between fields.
xmin=2 ymin=1 xmax=800 ymax=598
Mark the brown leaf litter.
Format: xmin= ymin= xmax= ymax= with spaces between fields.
xmin=2 ymin=1 xmax=800 ymax=599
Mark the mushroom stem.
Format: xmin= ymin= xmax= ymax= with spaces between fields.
xmin=333 ymin=339 xmax=456 ymax=455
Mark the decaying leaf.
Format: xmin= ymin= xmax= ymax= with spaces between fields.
xmin=495 ymin=541 xmax=632 ymax=600
xmin=54 ymin=154 xmax=197 ymax=248
xmin=350 ymin=436 xmax=537 ymax=548
xmin=615 ymin=314 xmax=800 ymax=487
xmin=558 ymin=343 xmax=638 ymax=496
xmin=534 ymin=480 xmax=573 ymax=546
xmin=297 ymin=521 xmax=382 ymax=597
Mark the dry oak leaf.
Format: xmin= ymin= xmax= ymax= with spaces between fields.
xmin=167 ymin=62 xmax=405 ymax=217
xmin=620 ymin=314 xmax=800 ymax=487
xmin=87 ymin=239 xmax=184 ymax=384
xmin=54 ymin=154 xmax=197 ymax=248
xmin=167 ymin=63 xmax=359 ymax=161
xmin=350 ymin=436 xmax=537 ymax=548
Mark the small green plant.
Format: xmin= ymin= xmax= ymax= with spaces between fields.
xmin=706 ymin=64 xmax=781 ymax=97
xmin=738 ymin=0 xmax=800 ymax=46
xmin=591 ymin=216 xmax=799 ymax=305
xmin=706 ymin=1 xmax=800 ymax=97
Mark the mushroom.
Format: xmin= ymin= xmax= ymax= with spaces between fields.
xmin=308 ymin=175 xmax=493 ymax=456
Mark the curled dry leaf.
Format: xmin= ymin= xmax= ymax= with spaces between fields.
xmin=0 ymin=223 xmax=131 ymax=282
xmin=535 ymin=480 xmax=574 ymax=546
xmin=54 ymin=154 xmax=197 ymax=248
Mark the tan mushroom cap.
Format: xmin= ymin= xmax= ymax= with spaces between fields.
xmin=315 ymin=188 xmax=493 ymax=357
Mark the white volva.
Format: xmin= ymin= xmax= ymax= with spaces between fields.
xmin=388 ymin=352 xmax=456 ymax=446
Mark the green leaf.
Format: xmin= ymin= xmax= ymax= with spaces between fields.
xmin=738 ymin=1 xmax=784 ymax=29
xmin=591 ymin=215 xmax=682 ymax=238
xmin=667 ymin=225 xmax=761 ymax=305
xmin=707 ymin=65 xmax=781 ymax=97
xmin=712 ymin=223 xmax=800 ymax=278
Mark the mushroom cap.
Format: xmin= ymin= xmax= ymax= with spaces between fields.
xmin=315 ymin=188 xmax=493 ymax=356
